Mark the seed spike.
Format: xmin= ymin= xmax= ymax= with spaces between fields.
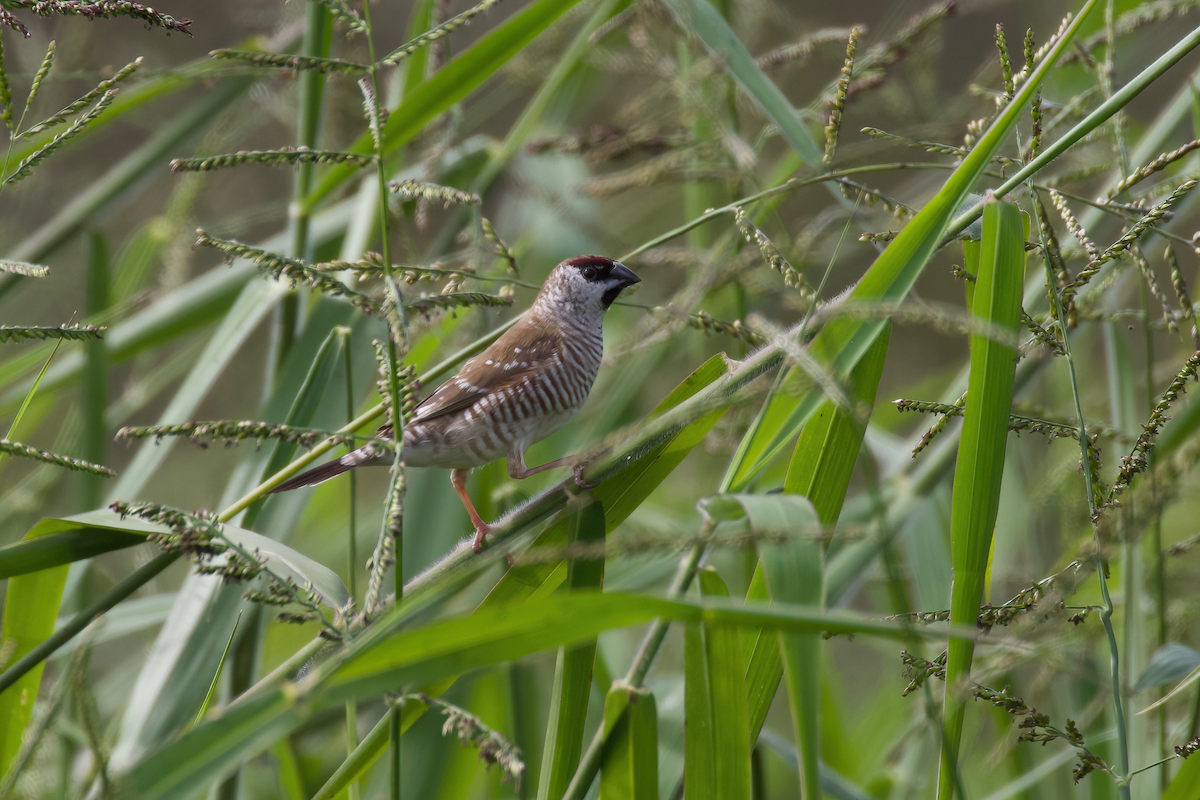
xmin=824 ymin=27 xmax=858 ymax=164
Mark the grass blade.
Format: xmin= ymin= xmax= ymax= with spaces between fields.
xmin=0 ymin=559 xmax=69 ymax=777
xmin=194 ymin=612 xmax=242 ymax=728
xmin=1163 ymin=754 xmax=1200 ymax=800
xmin=82 ymin=232 xmax=109 ymax=511
xmin=658 ymin=0 xmax=821 ymax=164
xmin=684 ymin=584 xmax=716 ymax=800
xmin=699 ymin=567 xmax=752 ymax=799
xmin=599 ymin=683 xmax=657 ymax=800
xmin=537 ymin=501 xmax=605 ymax=800
xmin=937 ymin=197 xmax=1026 ymax=799
xmin=0 ymin=510 xmax=155 ymax=577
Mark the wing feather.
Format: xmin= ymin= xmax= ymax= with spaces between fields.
xmin=409 ymin=323 xmax=560 ymax=423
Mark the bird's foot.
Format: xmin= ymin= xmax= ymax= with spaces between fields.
xmin=471 ymin=522 xmax=493 ymax=554
xmin=471 ymin=522 xmax=514 ymax=566
xmin=572 ymin=463 xmax=597 ymax=490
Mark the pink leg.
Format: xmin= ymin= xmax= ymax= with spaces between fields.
xmin=507 ymin=448 xmax=594 ymax=488
xmin=451 ymin=469 xmax=492 ymax=553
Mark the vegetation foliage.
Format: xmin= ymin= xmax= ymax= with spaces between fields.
xmin=2 ymin=0 xmax=1200 ymax=798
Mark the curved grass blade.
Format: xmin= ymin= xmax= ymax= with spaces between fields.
xmin=937 ymin=197 xmax=1026 ymax=800
xmin=0 ymin=510 xmax=155 ymax=578
xmin=193 ymin=612 xmax=241 ymax=729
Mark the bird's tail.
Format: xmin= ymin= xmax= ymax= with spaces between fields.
xmin=270 ymin=445 xmax=381 ymax=493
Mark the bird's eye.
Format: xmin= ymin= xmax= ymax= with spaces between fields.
xmin=582 ymin=266 xmax=597 ymax=280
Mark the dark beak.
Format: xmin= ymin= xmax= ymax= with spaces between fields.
xmin=608 ymin=262 xmax=640 ymax=289
xmin=602 ymin=262 xmax=640 ymax=308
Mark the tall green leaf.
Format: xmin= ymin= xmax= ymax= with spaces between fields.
xmin=684 ymin=564 xmax=756 ymax=800
xmin=599 ymin=683 xmax=658 ymax=800
xmin=537 ymin=501 xmax=606 ymax=800
xmin=699 ymin=567 xmax=751 ymax=799
xmin=0 ymin=558 xmax=68 ymax=776
xmin=0 ymin=510 xmax=154 ymax=578
xmin=937 ymin=197 xmax=1026 ymax=800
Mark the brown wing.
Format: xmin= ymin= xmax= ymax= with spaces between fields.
xmin=409 ymin=321 xmax=561 ymax=424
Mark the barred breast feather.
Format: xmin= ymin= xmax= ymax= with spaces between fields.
xmin=402 ymin=311 xmax=602 ymax=468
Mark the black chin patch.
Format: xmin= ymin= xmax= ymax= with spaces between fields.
xmin=601 ymin=285 xmax=623 ymax=308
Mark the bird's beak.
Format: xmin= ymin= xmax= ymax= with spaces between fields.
xmin=601 ymin=262 xmax=640 ymax=308
xmin=607 ymin=262 xmax=640 ymax=289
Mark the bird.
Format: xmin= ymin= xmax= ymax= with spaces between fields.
xmin=270 ymin=255 xmax=641 ymax=553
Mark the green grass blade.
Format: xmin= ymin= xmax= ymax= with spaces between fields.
xmin=82 ymin=231 xmax=109 ymax=511
xmin=1 ymin=332 xmax=63 ymax=454
xmin=761 ymin=535 xmax=823 ymax=800
xmin=783 ymin=326 xmax=890 ymax=519
xmin=937 ymin=197 xmax=1026 ymax=800
xmin=271 ymin=737 xmax=306 ymax=800
xmin=1163 ymin=754 xmax=1200 ymax=800
xmin=701 ymin=494 xmax=826 ymax=798
xmin=658 ymin=0 xmax=821 ymax=165
xmin=309 ymin=711 xmax=392 ymax=800
xmin=684 ymin=584 xmax=716 ymax=800
xmin=537 ymin=501 xmax=605 ymax=800
xmin=324 ymin=593 xmax=969 ymax=703
xmin=0 ymin=510 xmax=156 ymax=577
xmin=741 ymin=565 xmax=780 ymax=739
xmin=400 ymin=0 xmax=436 ymax=98
xmin=599 ymin=683 xmax=658 ymax=800
xmin=724 ymin=0 xmax=1098 ymax=489
xmin=194 ymin=612 xmax=242 ymax=728
xmin=698 ymin=567 xmax=752 ymax=799
xmin=308 ymin=0 xmax=585 ymax=206
xmin=0 ymin=560 xmax=69 ymax=778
